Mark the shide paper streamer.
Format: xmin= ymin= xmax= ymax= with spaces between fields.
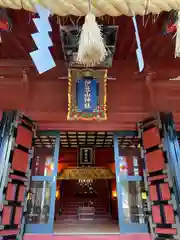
xmin=29 ymin=2 xmax=144 ymax=73
xmin=175 ymin=11 xmax=180 ymax=58
xmin=30 ymin=4 xmax=56 ymax=74
xmin=132 ymin=16 xmax=144 ymax=72
xmin=126 ymin=0 xmax=144 ymax=73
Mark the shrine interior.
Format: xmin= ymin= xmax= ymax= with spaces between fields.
xmin=26 ymin=131 xmax=147 ymax=234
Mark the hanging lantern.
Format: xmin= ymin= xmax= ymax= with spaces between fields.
xmin=0 ymin=8 xmax=12 ymax=43
xmin=0 ymin=9 xmax=12 ymax=32
xmin=163 ymin=10 xmax=177 ymax=35
xmin=119 ymin=159 xmax=128 ymax=173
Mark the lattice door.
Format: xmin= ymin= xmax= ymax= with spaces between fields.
xmin=138 ymin=113 xmax=180 ymax=240
xmin=0 ymin=111 xmax=35 ymax=240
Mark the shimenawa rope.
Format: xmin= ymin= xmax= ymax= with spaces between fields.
xmin=1 ymin=0 xmax=180 ymax=16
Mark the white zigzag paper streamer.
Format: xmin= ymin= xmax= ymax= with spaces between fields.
xmin=132 ymin=16 xmax=144 ymax=72
xmin=30 ymin=4 xmax=56 ymax=74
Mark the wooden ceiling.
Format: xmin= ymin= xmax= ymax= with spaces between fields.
xmin=1 ymin=10 xmax=180 ymax=130
xmin=33 ymin=132 xmax=140 ymax=148
xmin=1 ymin=10 xmax=180 ymax=75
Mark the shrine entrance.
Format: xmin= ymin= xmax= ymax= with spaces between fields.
xmin=51 ymin=131 xmax=147 ymax=234
xmin=1 ymin=111 xmax=180 ymax=240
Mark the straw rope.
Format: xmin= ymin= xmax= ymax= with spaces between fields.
xmin=0 ymin=0 xmax=180 ymax=16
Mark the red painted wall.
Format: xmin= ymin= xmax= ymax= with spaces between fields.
xmin=2 ymin=61 xmax=180 ymax=131
xmin=58 ymin=147 xmax=114 ymax=169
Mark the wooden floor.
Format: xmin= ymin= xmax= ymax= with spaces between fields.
xmin=24 ymin=233 xmax=151 ymax=240
xmin=24 ymin=220 xmax=152 ymax=240
xmin=54 ymin=220 xmax=120 ymax=234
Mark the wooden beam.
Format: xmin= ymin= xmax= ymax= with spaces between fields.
xmin=0 ymin=76 xmax=180 ymax=129
xmin=119 ymin=147 xmax=140 ymax=156
xmin=11 ymin=34 xmax=28 ymax=58
xmin=1 ymin=58 xmax=180 ymax=68
xmin=2 ymin=60 xmax=180 ymax=94
xmin=0 ymin=60 xmax=57 ymax=67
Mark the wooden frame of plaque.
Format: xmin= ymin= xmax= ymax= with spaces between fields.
xmin=67 ymin=68 xmax=107 ymax=121
xmin=77 ymin=147 xmax=95 ymax=166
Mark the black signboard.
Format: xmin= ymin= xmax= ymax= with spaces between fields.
xmin=78 ymin=147 xmax=94 ymax=166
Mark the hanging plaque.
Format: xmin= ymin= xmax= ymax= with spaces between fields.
xmin=67 ymin=69 xmax=107 ymax=120
xmin=78 ymin=147 xmax=94 ymax=166
xmin=77 ymin=77 xmax=97 ymax=112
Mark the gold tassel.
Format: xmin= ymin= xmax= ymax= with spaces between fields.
xmin=77 ymin=1 xmax=107 ymax=67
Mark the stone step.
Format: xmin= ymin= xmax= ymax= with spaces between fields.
xmin=55 ymin=218 xmax=112 ymax=225
xmin=62 ymin=208 xmax=108 ymax=213
xmin=58 ymin=197 xmax=110 ymax=223
xmin=57 ymin=214 xmax=110 ymax=220
xmin=63 ymin=206 xmax=108 ymax=210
